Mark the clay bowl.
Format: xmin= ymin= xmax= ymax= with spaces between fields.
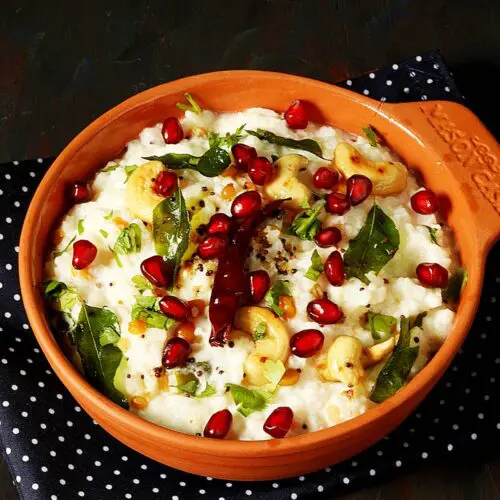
xmin=19 ymin=71 xmax=500 ymax=480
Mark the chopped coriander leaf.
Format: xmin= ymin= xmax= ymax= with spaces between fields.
xmin=208 ymin=125 xmax=246 ymax=150
xmin=43 ymin=280 xmax=67 ymax=301
xmin=263 ymin=359 xmax=286 ymax=391
xmin=423 ymin=225 xmax=439 ymax=245
xmin=367 ymin=312 xmax=397 ymax=343
xmin=264 ymin=280 xmax=292 ymax=317
xmin=176 ymin=92 xmax=202 ymax=114
xmin=253 ymin=322 xmax=267 ymax=341
xmin=77 ymin=219 xmax=84 ymax=235
xmin=131 ymin=295 xmax=176 ymax=330
xmin=362 ymin=125 xmax=379 ymax=147
xmin=124 ymin=165 xmax=138 ymax=183
xmin=114 ymin=223 xmax=142 ymax=255
xmin=197 ymin=383 xmax=216 ymax=398
xmin=99 ymin=229 xmax=108 ymax=238
xmin=288 ymin=200 xmax=325 ymax=240
xmin=109 ymin=246 xmax=123 ymax=268
xmin=131 ymin=275 xmax=153 ymax=292
xmin=225 ymin=384 xmax=272 ymax=417
xmin=104 ymin=210 xmax=114 ymax=220
xmin=53 ymin=235 xmax=76 ymax=258
xmin=305 ymin=250 xmax=324 ymax=281
xmin=102 ymin=162 xmax=120 ymax=172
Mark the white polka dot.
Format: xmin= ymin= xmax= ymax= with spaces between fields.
xmin=48 ymin=408 xmax=55 ymax=414
xmin=31 ymin=438 xmax=38 ymax=445
xmin=346 ymin=80 xmax=352 ymax=86
xmin=369 ymin=469 xmax=376 ymax=476
xmin=76 ymin=448 xmax=83 ymax=455
xmin=141 ymin=464 xmax=148 ymax=470
xmin=409 ymin=71 xmax=416 ymax=77
xmin=392 ymin=64 xmax=399 ymax=70
xmin=422 ymin=452 xmax=428 ymax=459
xmin=445 ymin=86 xmax=450 ymax=92
xmin=272 ymin=483 xmax=279 ymax=488
xmin=14 ymin=246 xmax=19 ymax=252
xmin=60 ymin=479 xmax=66 ymax=485
xmin=13 ymin=294 xmax=20 ymax=301
xmin=395 ymin=460 xmax=402 ymax=467
xmin=0 ymin=234 xmax=3 ymax=241
xmin=299 ymin=476 xmax=305 ymax=481
xmin=16 ymin=476 xmax=21 ymax=483
xmin=30 ymin=171 xmax=36 ymax=177
xmin=22 ymin=186 xmax=28 ymax=192
xmin=5 ymin=217 xmax=12 ymax=223
xmin=381 ymin=96 xmax=387 ymax=102
xmin=22 ymin=324 xmax=29 ymax=330
xmin=421 ymin=95 xmax=428 ymax=101
xmin=226 ymin=483 xmax=233 ymax=488
xmin=4 ymin=312 xmax=11 ymax=318
xmin=471 ymin=433 xmax=478 ymax=440
xmin=40 ymin=423 xmax=46 ymax=429
xmin=68 ymin=464 xmax=74 ymax=470
xmin=453 ymin=424 xmax=459 ymax=430
xmin=41 ymin=466 xmax=48 ymax=472
xmin=113 ymin=469 xmax=120 ymax=475
xmin=14 ymin=201 xmax=20 ymax=207
xmin=377 ymin=450 xmax=383 ymax=456
xmin=95 ymin=460 xmax=101 ymax=466
xmin=5 ymin=174 xmax=11 ymax=180
xmin=67 ymin=420 xmax=73 ymax=427
xmin=342 ymin=477 xmax=350 ymax=485
xmin=50 ymin=450 xmax=56 ymax=457
xmin=56 ymin=393 xmax=63 ymax=400
xmin=416 ymin=55 xmax=422 ymax=61
xmin=200 ymin=490 xmax=206 ymax=495
xmin=386 ymin=80 xmax=392 ymax=86
xmin=20 ymin=369 xmax=26 ymax=375
xmin=37 ymin=158 xmax=43 ymax=163
xmin=478 ymin=413 xmax=484 ymax=419
xmin=38 ymin=382 xmax=45 ymax=388
xmin=160 ymin=474 xmax=167 ymax=479
xmin=133 ymin=479 xmax=140 ymax=484
xmin=22 ymin=455 xmax=29 ymax=462
xmin=2 ymin=401 xmax=9 ymax=408
xmin=84 ymin=433 xmax=91 ymax=439
xmin=78 ymin=492 xmax=85 ymax=497
xmin=369 ymin=73 xmax=375 ymax=79
xmin=152 ymin=488 xmax=159 ymax=493
xmin=5 ymin=447 xmax=11 ymax=455
xmin=317 ymin=485 xmax=324 ymax=492
xmin=13 ymin=427 xmax=19 ymax=434
xmin=426 ymin=78 xmax=433 ymax=84
xmin=245 ymin=490 xmax=252 ymax=496
xmin=32 ymin=483 xmax=39 ymax=490
xmin=172 ymin=497 xmax=179 ymax=500
xmin=363 ymin=89 xmax=370 ymax=95
xmin=121 ymin=455 xmax=128 ymax=461
xmin=105 ymin=485 xmax=112 ymax=490
xmin=324 ymin=467 xmax=331 ymax=472
xmin=51 ymin=495 xmax=57 ymax=500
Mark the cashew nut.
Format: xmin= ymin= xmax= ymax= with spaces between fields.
xmin=264 ymin=154 xmax=311 ymax=209
xmin=321 ymin=336 xmax=364 ymax=386
xmin=361 ymin=336 xmax=396 ymax=368
xmin=125 ymin=161 xmax=166 ymax=223
xmin=334 ymin=143 xmax=408 ymax=195
xmin=234 ymin=306 xmax=290 ymax=386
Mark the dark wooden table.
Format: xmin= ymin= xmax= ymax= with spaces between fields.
xmin=1 ymin=1 xmax=499 ymax=498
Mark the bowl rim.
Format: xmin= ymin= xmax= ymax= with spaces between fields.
xmin=19 ymin=69 xmax=483 ymax=457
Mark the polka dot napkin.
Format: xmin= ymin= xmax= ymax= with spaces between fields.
xmin=1 ymin=51 xmax=498 ymax=500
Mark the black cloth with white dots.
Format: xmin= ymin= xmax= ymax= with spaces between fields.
xmin=1 ymin=51 xmax=499 ymax=500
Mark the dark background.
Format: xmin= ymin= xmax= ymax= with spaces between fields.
xmin=1 ymin=0 xmax=499 ymax=498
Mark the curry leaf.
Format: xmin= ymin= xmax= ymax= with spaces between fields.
xmin=442 ymin=268 xmax=468 ymax=310
xmin=114 ymin=223 xmax=142 ymax=255
xmin=131 ymin=275 xmax=153 ymax=292
xmin=104 ymin=210 xmax=114 ymax=220
xmin=73 ymin=304 xmax=128 ymax=407
xmin=305 ymin=250 xmax=324 ymax=281
xmin=264 ymin=280 xmax=292 ymax=317
xmin=77 ymin=219 xmax=85 ymax=235
xmin=367 ymin=312 xmax=397 ymax=344
xmin=152 ymin=186 xmax=190 ymax=279
xmin=246 ymin=129 xmax=323 ymax=158
xmin=99 ymin=229 xmax=108 ymax=238
xmin=370 ymin=316 xmax=419 ymax=403
xmin=288 ymin=200 xmax=325 ymax=240
xmin=225 ymin=384 xmax=273 ymax=417
xmin=344 ymin=204 xmax=400 ymax=284
xmin=144 ymin=147 xmax=231 ymax=178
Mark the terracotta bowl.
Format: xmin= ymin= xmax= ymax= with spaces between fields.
xmin=19 ymin=71 xmax=500 ymax=480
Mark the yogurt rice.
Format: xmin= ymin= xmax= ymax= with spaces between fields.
xmin=43 ymin=96 xmax=465 ymax=440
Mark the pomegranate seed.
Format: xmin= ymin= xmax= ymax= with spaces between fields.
xmin=207 ymin=213 xmax=232 ymax=235
xmin=290 ymin=329 xmax=324 ymax=358
xmin=313 ymin=167 xmax=339 ymax=190
xmin=284 ymin=99 xmax=308 ymax=129
xmin=153 ymin=171 xmax=177 ymax=197
xmin=72 ymin=240 xmax=97 ymax=270
xmin=161 ymin=117 xmax=184 ymax=144
xmin=314 ymin=227 xmax=341 ymax=248
xmin=162 ymin=337 xmax=191 ymax=369
xmin=248 ymin=270 xmax=271 ymax=303
xmin=347 ymin=175 xmax=373 ymax=206
xmin=326 ymin=192 xmax=351 ymax=215
xmin=159 ymin=295 xmax=189 ymax=321
xmin=198 ymin=234 xmax=228 ymax=260
xmin=231 ymin=191 xmax=262 ymax=218
xmin=141 ymin=255 xmax=170 ymax=288
xmin=263 ymin=407 xmax=294 ymax=438
xmin=411 ymin=189 xmax=438 ymax=215
xmin=324 ymin=250 xmax=344 ymax=286
xmin=248 ymin=157 xmax=274 ymax=186
xmin=307 ymin=298 xmax=343 ymax=324
xmin=231 ymin=144 xmax=257 ymax=170
xmin=203 ymin=409 xmax=233 ymax=439
xmin=416 ymin=263 xmax=449 ymax=288
xmin=69 ymin=182 xmax=91 ymax=204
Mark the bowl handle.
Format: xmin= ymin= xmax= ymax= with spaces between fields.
xmin=387 ymin=100 xmax=500 ymax=253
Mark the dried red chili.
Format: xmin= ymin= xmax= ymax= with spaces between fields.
xmin=208 ymin=198 xmax=286 ymax=346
